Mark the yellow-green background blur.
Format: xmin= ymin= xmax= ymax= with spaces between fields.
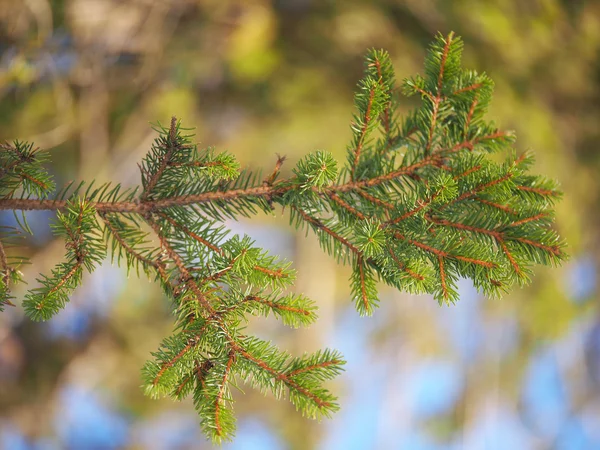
xmin=1 ymin=1 xmax=599 ymax=449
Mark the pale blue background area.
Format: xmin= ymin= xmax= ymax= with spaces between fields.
xmin=1 ymin=220 xmax=598 ymax=450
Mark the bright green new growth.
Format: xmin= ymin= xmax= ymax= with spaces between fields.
xmin=0 ymin=33 xmax=566 ymax=443
xmin=23 ymin=200 xmax=106 ymax=321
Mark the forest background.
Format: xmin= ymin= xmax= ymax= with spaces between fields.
xmin=0 ymin=1 xmax=599 ymax=449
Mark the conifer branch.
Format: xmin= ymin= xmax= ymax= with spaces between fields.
xmin=371 ymin=57 xmax=392 ymax=140
xmin=517 ymin=185 xmax=561 ymax=197
xmin=263 ymin=154 xmax=286 ymax=187
xmin=287 ymin=357 xmax=343 ymax=378
xmin=292 ymin=206 xmax=361 ymax=255
xmin=357 ymin=257 xmax=370 ymax=311
xmin=328 ymin=192 xmax=367 ymax=220
xmin=477 ymin=198 xmax=516 ymax=215
xmin=100 ymin=212 xmax=166 ymax=275
xmin=426 ymin=45 xmax=450 ymax=153
xmin=392 ymin=231 xmax=496 ymax=269
xmin=508 ymin=213 xmax=547 ymax=227
xmin=239 ymin=295 xmax=312 ymax=316
xmin=153 ymin=336 xmax=201 ymax=386
xmin=465 ymin=97 xmax=479 ymax=134
xmin=140 ymin=116 xmax=180 ymax=202
xmin=501 ymin=241 xmax=523 ymax=276
xmin=0 ymin=154 xmax=461 ymax=214
xmin=146 ymin=215 xmax=215 ymax=314
xmin=441 ymin=171 xmax=514 ymax=208
xmin=351 ymin=86 xmax=376 ymax=179
xmin=157 ymin=211 xmax=222 ymax=255
xmin=231 ymin=341 xmax=333 ymax=409
xmin=1 ymin=32 xmax=567 ymax=442
xmin=355 ymin=188 xmax=394 ymax=210
xmin=388 ymin=246 xmax=425 ymax=281
xmin=438 ymin=255 xmax=449 ymax=300
xmin=454 ymin=83 xmax=483 ymax=95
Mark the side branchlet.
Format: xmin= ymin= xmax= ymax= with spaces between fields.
xmin=0 ymin=33 xmax=566 ymax=443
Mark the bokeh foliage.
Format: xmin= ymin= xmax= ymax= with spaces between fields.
xmin=0 ymin=1 xmax=598 ymax=449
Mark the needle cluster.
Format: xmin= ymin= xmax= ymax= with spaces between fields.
xmin=0 ymin=33 xmax=566 ymax=443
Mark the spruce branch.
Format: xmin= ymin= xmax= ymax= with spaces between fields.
xmin=23 ymin=199 xmax=106 ymax=321
xmin=0 ymin=32 xmax=568 ymax=443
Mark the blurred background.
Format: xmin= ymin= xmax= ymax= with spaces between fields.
xmin=0 ymin=0 xmax=599 ymax=449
